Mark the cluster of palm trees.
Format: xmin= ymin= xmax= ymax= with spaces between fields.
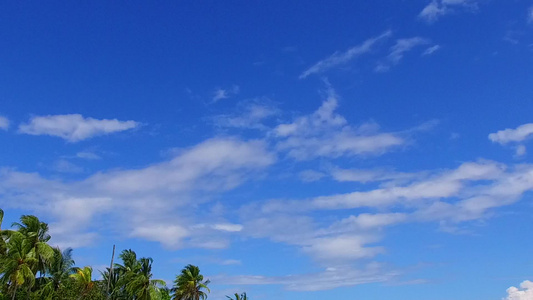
xmin=0 ymin=209 xmax=245 ymax=300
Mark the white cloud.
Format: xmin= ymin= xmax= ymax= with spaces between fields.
xmin=422 ymin=44 xmax=441 ymax=55
xmin=299 ymin=30 xmax=392 ymax=79
xmin=330 ymin=167 xmax=417 ymax=183
xmin=131 ymin=224 xmax=189 ymax=249
xmin=220 ymin=259 xmax=241 ymax=265
xmin=303 ymin=235 xmax=384 ymax=261
xmin=419 ymin=0 xmax=447 ymax=22
xmin=0 ymin=116 xmax=9 ymax=130
xmin=489 ymin=123 xmax=533 ymax=144
xmin=388 ymin=38 xmax=431 ymax=63
xmin=94 ymin=137 xmax=275 ymax=194
xmin=236 ymin=159 xmax=533 ymax=276
xmin=212 ymin=223 xmax=243 ymax=232
xmin=419 ymin=0 xmax=478 ymax=23
xmin=331 ymin=213 xmax=408 ymax=229
xmin=76 ymin=151 xmax=102 ymax=160
xmin=311 ymin=161 xmax=505 ymax=210
xmin=0 ymin=137 xmax=275 ymax=249
xmin=504 ymin=280 xmax=533 ymax=300
xmin=516 ymin=145 xmax=527 ymax=157
xmin=51 ymin=159 xmax=84 ymax=173
xmin=212 ymin=85 xmax=240 ymax=102
xmin=376 ymin=37 xmax=432 ymax=72
xmin=273 ymin=88 xmax=404 ymax=160
xmin=241 ymin=208 xmax=403 ymax=265
xmin=212 ymin=100 xmax=279 ymax=130
xmin=528 ymin=6 xmax=533 ymax=23
xmin=18 ymin=114 xmax=139 ymax=142
xmin=212 ymin=263 xmax=399 ymax=291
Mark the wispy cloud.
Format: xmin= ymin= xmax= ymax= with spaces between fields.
xmin=330 ymin=167 xmax=418 ymax=184
xmin=212 ymin=85 xmax=240 ymax=102
xmin=212 ymin=99 xmax=279 ymax=130
xmin=273 ymin=87 xmax=404 ymax=160
xmin=212 ymin=263 xmax=399 ymax=291
xmin=375 ymin=37 xmax=432 ymax=72
xmin=76 ymin=151 xmax=102 ymax=160
xmin=18 ymin=114 xmax=139 ymax=142
xmin=0 ymin=116 xmax=9 ymax=130
xmin=419 ymin=0 xmax=478 ymax=23
xmin=50 ymin=159 xmax=84 ymax=173
xmin=240 ymin=159 xmax=533 ymax=277
xmin=299 ymin=30 xmax=392 ymax=79
xmin=422 ymin=44 xmax=441 ymax=55
xmin=504 ymin=280 xmax=533 ymax=300
xmin=516 ymin=145 xmax=527 ymax=157
xmin=0 ymin=137 xmax=275 ymax=249
xmin=528 ymin=6 xmax=533 ymax=23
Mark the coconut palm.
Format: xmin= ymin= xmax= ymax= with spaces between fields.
xmin=11 ymin=215 xmax=54 ymax=281
xmin=113 ymin=249 xmax=140 ymax=298
xmin=226 ymin=292 xmax=247 ymax=300
xmin=115 ymin=249 xmax=139 ymax=274
xmin=125 ymin=257 xmax=166 ymax=300
xmin=38 ymin=247 xmax=76 ymax=298
xmin=171 ymin=265 xmax=210 ymax=300
xmin=0 ymin=208 xmax=6 ymax=256
xmin=0 ymin=231 xmax=37 ymax=300
xmin=100 ymin=267 xmax=122 ymax=299
xmin=70 ymin=266 xmax=94 ymax=298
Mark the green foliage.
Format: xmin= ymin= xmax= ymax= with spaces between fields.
xmin=226 ymin=292 xmax=248 ymax=300
xmin=172 ymin=265 xmax=210 ymax=300
xmin=0 ymin=208 xmax=236 ymax=300
xmin=0 ymin=230 xmax=38 ymax=298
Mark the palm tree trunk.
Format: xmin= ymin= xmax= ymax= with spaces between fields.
xmin=10 ymin=286 xmax=16 ymax=300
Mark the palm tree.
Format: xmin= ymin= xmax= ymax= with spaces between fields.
xmin=0 ymin=231 xmax=37 ymax=300
xmin=113 ymin=249 xmax=140 ymax=298
xmin=11 ymin=215 xmax=54 ymax=282
xmin=38 ymin=247 xmax=76 ymax=298
xmin=100 ymin=267 xmax=121 ymax=299
xmin=70 ymin=266 xmax=94 ymax=299
xmin=171 ymin=265 xmax=210 ymax=300
xmin=0 ymin=208 xmax=6 ymax=256
xmin=125 ymin=257 xmax=166 ymax=300
xmin=115 ymin=249 xmax=139 ymax=274
xmin=226 ymin=292 xmax=247 ymax=300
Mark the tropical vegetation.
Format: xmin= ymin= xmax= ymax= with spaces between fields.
xmin=0 ymin=208 xmax=247 ymax=300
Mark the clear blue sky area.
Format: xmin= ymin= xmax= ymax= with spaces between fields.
xmin=1 ymin=1 xmax=533 ymax=299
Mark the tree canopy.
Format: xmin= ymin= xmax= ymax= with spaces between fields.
xmin=0 ymin=208 xmax=238 ymax=300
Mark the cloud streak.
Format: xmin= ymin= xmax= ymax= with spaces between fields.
xmin=18 ymin=114 xmax=139 ymax=142
xmin=273 ymin=88 xmax=404 ymax=160
xmin=0 ymin=137 xmax=276 ymax=249
xmin=419 ymin=0 xmax=478 ymax=23
xmin=212 ymin=99 xmax=279 ymax=130
xmin=299 ymin=30 xmax=392 ymax=79
xmin=212 ymin=85 xmax=240 ymax=102
xmin=212 ymin=263 xmax=399 ymax=291
xmin=375 ymin=37 xmax=432 ymax=72
xmin=0 ymin=116 xmax=9 ymax=130
xmin=243 ymin=160 xmax=533 ymax=269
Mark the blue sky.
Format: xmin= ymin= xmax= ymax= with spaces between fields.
xmin=1 ymin=1 xmax=533 ymax=299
